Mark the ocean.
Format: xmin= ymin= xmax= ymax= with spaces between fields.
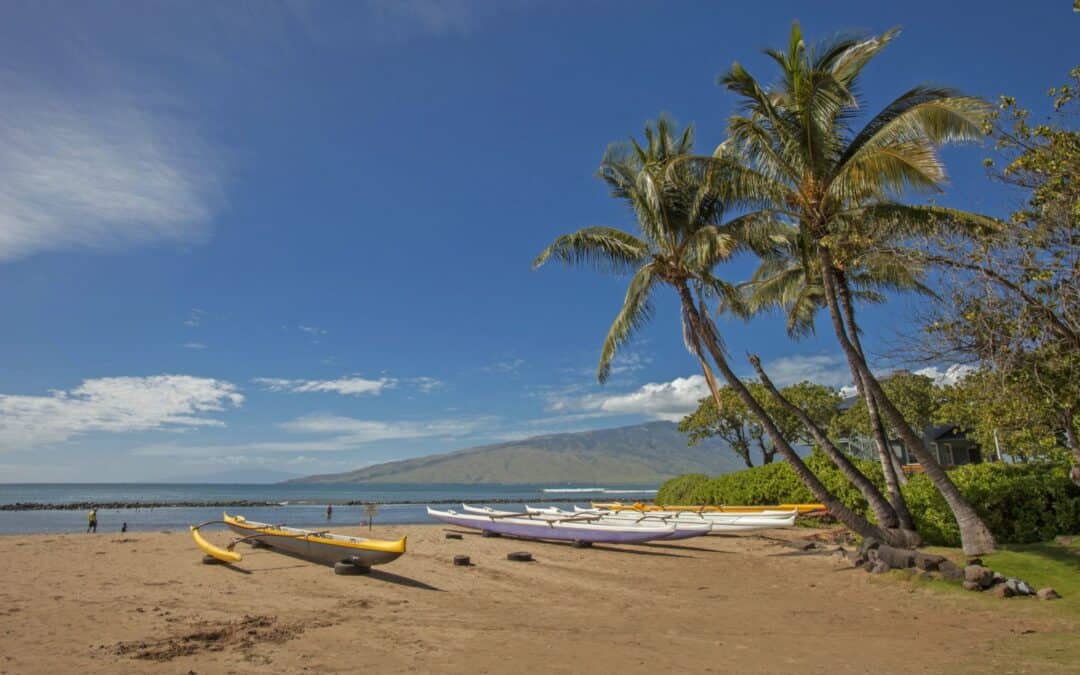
xmin=0 ymin=483 xmax=658 ymax=535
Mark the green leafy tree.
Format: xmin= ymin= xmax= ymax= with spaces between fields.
xmin=831 ymin=372 xmax=940 ymax=441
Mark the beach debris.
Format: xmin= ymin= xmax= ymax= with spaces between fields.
xmin=445 ymin=533 xmax=464 ymax=540
xmin=507 ymin=551 xmax=533 ymax=562
xmin=453 ymin=555 xmax=471 ymax=566
xmin=1037 ymin=587 xmax=1061 ymax=600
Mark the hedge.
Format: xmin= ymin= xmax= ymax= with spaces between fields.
xmin=657 ymin=458 xmax=1080 ymax=546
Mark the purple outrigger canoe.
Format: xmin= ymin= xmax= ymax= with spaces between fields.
xmin=426 ymin=507 xmax=686 ymax=544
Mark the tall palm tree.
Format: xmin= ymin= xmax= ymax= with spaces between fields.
xmin=534 ymin=117 xmax=899 ymax=543
xmin=744 ymin=225 xmax=925 ymax=530
xmin=707 ymin=22 xmax=998 ymax=553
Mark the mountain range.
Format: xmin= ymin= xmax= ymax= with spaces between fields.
xmin=286 ymin=421 xmax=743 ymax=484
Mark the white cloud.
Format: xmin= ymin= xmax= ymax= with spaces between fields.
xmin=754 ymin=353 xmax=852 ymax=389
xmin=914 ymin=364 xmax=976 ymax=387
xmin=253 ymin=376 xmax=395 ymax=396
xmin=183 ymin=342 xmax=208 ymax=350
xmin=0 ymin=78 xmax=224 ymax=262
xmin=184 ymin=308 xmax=205 ymax=328
xmin=594 ymin=375 xmax=710 ymax=422
xmin=0 ymin=375 xmax=243 ymax=450
xmin=410 ymin=377 xmax=443 ymax=393
xmin=280 ymin=414 xmax=482 ymax=442
xmin=298 ymin=324 xmax=326 ymax=336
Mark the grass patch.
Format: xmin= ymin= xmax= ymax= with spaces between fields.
xmin=982 ymin=538 xmax=1080 ymax=618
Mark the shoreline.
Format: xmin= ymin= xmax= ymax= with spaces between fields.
xmin=0 ymin=496 xmax=603 ymax=511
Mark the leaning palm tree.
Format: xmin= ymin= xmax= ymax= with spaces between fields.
xmin=744 ymin=225 xmax=928 ymax=531
xmin=707 ymin=22 xmax=999 ymax=553
xmin=534 ymin=116 xmax=901 ymax=543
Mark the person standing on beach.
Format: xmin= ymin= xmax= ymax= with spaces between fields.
xmin=326 ymin=504 xmax=333 ymax=521
xmin=87 ymin=508 xmax=98 ymax=533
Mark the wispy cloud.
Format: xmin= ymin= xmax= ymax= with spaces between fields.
xmin=184 ymin=308 xmax=205 ymax=328
xmin=253 ymin=376 xmax=395 ymax=396
xmin=484 ymin=358 xmax=525 ymax=375
xmin=410 ymin=377 xmax=443 ymax=394
xmin=0 ymin=375 xmax=243 ymax=450
xmin=183 ymin=342 xmax=208 ymax=350
xmin=0 ymin=77 xmax=224 ymax=262
xmin=298 ymin=324 xmax=326 ymax=337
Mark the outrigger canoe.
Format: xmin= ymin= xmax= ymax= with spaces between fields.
xmin=540 ymin=506 xmax=797 ymax=531
xmin=221 ymin=513 xmax=406 ymax=570
xmin=592 ymin=501 xmax=826 ymax=515
xmin=428 ymin=507 xmax=682 ymax=545
xmin=460 ymin=504 xmax=711 ymax=541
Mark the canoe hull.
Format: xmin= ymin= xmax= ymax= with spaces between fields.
xmin=223 ymin=514 xmax=404 ymax=568
xmin=428 ymin=508 xmax=675 ymax=544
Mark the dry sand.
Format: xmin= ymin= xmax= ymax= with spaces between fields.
xmin=0 ymin=524 xmax=1075 ymax=674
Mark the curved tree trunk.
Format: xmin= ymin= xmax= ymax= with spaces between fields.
xmin=748 ymin=354 xmax=922 ymax=546
xmin=835 ymin=274 xmax=915 ymax=529
xmin=1064 ymin=409 xmax=1079 ymax=487
xmin=676 ymin=282 xmax=892 ymax=543
xmin=818 ymin=249 xmax=996 ymax=555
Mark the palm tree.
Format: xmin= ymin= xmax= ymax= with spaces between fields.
xmin=534 ymin=116 xmax=900 ymax=543
xmin=708 ymin=21 xmax=998 ymax=553
xmin=744 ymin=225 xmax=924 ymax=531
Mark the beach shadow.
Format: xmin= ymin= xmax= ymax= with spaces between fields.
xmin=214 ymin=563 xmax=252 ymax=575
xmin=366 ymin=570 xmax=442 ymax=591
xmin=640 ymin=542 xmax=732 ymax=554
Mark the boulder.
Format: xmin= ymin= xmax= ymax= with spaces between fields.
xmin=870 ymin=560 xmax=891 ymax=574
xmin=964 ymin=565 xmax=995 ymax=589
xmin=991 ymin=583 xmax=1015 ymax=599
xmin=1013 ymin=579 xmax=1035 ymax=596
xmin=1037 ymin=587 xmax=1061 ymax=600
xmin=962 ymin=581 xmax=982 ymax=592
xmin=913 ymin=552 xmax=946 ymax=572
xmin=938 ymin=560 xmax=964 ymax=582
xmin=876 ymin=545 xmax=916 ymax=570
xmin=992 ymin=572 xmax=1006 ymax=584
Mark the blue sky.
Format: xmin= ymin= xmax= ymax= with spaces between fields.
xmin=0 ymin=1 xmax=1075 ymax=481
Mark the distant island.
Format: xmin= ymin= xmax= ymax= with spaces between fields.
xmin=285 ymin=421 xmax=744 ymax=485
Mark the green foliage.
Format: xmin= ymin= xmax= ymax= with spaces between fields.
xmin=659 ymin=460 xmax=1080 ymax=546
xmin=902 ymin=462 xmax=1080 ymax=546
xmin=831 ymin=371 xmax=939 ymax=440
xmin=657 ymin=452 xmax=883 ymax=518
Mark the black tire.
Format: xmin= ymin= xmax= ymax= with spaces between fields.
xmin=481 ymin=530 xmax=501 ymax=538
xmin=334 ymin=562 xmax=371 ymax=575
xmin=444 ymin=533 xmax=463 ymax=540
xmin=453 ymin=555 xmax=471 ymax=566
xmin=506 ymin=551 xmax=533 ymax=562
xmin=571 ymin=540 xmax=593 ymax=549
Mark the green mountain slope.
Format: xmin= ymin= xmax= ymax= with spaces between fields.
xmin=286 ymin=421 xmax=744 ymax=484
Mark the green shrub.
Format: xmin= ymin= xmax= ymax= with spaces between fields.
xmin=658 ymin=459 xmax=1080 ymax=545
xmin=657 ymin=452 xmax=883 ymax=518
xmin=902 ymin=462 xmax=1080 ymax=546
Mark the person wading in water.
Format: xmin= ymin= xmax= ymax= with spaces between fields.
xmin=87 ymin=507 xmax=98 ymax=533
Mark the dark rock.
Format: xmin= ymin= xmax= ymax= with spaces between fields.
xmin=870 ymin=560 xmax=891 ymax=574
xmin=507 ymin=551 xmax=533 ymax=562
xmin=444 ymin=533 xmax=463 ymax=540
xmin=913 ymin=553 xmax=946 ymax=572
xmin=453 ymin=555 xmax=471 ymax=566
xmin=964 ymin=565 xmax=995 ymax=589
xmin=962 ymin=581 xmax=982 ymax=591
xmin=992 ymin=572 xmax=1006 ymax=584
xmin=876 ymin=545 xmax=916 ymax=569
xmin=938 ymin=560 xmax=964 ymax=582
xmin=991 ymin=583 xmax=1015 ymax=599
xmin=1037 ymin=587 xmax=1061 ymax=600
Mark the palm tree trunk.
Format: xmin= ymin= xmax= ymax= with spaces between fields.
xmin=835 ymin=274 xmax=915 ymax=529
xmin=818 ymin=248 xmax=996 ymax=555
xmin=676 ymin=282 xmax=890 ymax=543
xmin=748 ymin=354 xmax=918 ymax=541
xmin=1063 ymin=409 xmax=1079 ymax=487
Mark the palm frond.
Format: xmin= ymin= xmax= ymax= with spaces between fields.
xmin=533 ymin=227 xmax=649 ymax=274
xmin=597 ymin=265 xmax=658 ymax=382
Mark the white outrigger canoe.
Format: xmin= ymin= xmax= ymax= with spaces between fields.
xmin=538 ymin=505 xmax=797 ymax=531
xmin=460 ymin=504 xmax=711 ymax=540
xmin=429 ymin=506 xmax=697 ymax=545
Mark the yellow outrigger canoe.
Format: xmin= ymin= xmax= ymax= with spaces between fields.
xmin=190 ymin=513 xmax=406 ymax=573
xmin=592 ymin=501 xmax=827 ymax=515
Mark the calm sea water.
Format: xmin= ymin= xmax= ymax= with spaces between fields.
xmin=0 ymin=483 xmax=658 ymax=535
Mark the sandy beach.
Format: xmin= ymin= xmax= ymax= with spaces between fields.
xmin=0 ymin=524 xmax=1075 ymax=674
